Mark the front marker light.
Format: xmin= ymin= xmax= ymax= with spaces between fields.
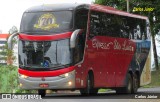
xmin=59 ymin=72 xmax=70 ymax=78
xmin=19 ymin=83 xmax=23 ymax=87
xmin=65 ymin=73 xmax=69 ymax=77
xmin=59 ymin=70 xmax=75 ymax=78
xmin=20 ymin=74 xmax=28 ymax=79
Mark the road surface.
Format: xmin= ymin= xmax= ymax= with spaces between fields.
xmin=43 ymin=87 xmax=160 ymax=99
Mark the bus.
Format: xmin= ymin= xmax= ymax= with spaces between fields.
xmin=8 ymin=3 xmax=151 ymax=96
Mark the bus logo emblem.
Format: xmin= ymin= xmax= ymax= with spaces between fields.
xmin=41 ymin=77 xmax=45 ymax=81
xmin=34 ymin=13 xmax=59 ymax=30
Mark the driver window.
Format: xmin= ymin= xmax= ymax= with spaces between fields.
xmin=75 ymin=9 xmax=88 ymax=29
xmin=74 ymin=9 xmax=88 ymax=63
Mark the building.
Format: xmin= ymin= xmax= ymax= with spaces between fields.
xmin=0 ymin=34 xmax=18 ymax=66
xmin=0 ymin=34 xmax=9 ymax=65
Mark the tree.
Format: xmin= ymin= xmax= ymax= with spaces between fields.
xmin=6 ymin=26 xmax=18 ymax=65
xmin=95 ymin=0 xmax=160 ymax=70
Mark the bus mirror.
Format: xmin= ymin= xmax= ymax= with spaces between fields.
xmin=70 ymin=29 xmax=81 ymax=48
xmin=7 ymin=32 xmax=19 ymax=50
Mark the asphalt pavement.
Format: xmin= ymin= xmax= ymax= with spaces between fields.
xmin=43 ymin=87 xmax=160 ymax=99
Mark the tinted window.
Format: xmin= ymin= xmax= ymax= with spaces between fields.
xmin=90 ymin=11 xmax=147 ymax=40
xmin=20 ymin=11 xmax=73 ymax=34
xmin=0 ymin=41 xmax=6 ymax=44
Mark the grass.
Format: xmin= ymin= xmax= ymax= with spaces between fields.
xmin=98 ymin=88 xmax=112 ymax=93
xmin=143 ymin=69 xmax=160 ymax=88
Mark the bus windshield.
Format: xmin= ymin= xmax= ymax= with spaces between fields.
xmin=20 ymin=11 xmax=73 ymax=34
xmin=18 ymin=39 xmax=72 ymax=70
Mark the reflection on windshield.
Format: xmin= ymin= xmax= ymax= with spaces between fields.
xmin=19 ymin=39 xmax=71 ymax=69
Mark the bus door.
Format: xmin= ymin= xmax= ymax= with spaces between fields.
xmin=74 ymin=8 xmax=88 ymax=88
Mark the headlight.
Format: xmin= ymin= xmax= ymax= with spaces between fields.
xmin=19 ymin=74 xmax=28 ymax=79
xmin=59 ymin=70 xmax=74 ymax=78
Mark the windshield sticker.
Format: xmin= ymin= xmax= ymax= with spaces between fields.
xmin=34 ymin=13 xmax=59 ymax=30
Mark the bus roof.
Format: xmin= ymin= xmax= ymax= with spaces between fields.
xmin=90 ymin=4 xmax=148 ymax=20
xmin=25 ymin=3 xmax=147 ymax=20
xmin=25 ymin=3 xmax=89 ymax=12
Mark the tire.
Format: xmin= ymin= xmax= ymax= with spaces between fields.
xmin=132 ymin=74 xmax=139 ymax=93
xmin=80 ymin=74 xmax=98 ymax=96
xmin=90 ymin=88 xmax=98 ymax=95
xmin=125 ymin=73 xmax=132 ymax=94
xmin=38 ymin=89 xmax=46 ymax=97
xmin=116 ymin=73 xmax=132 ymax=94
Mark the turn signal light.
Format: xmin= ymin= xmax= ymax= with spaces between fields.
xmin=19 ymin=83 xmax=23 ymax=87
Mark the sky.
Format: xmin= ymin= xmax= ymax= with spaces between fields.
xmin=0 ymin=0 xmax=94 ymax=33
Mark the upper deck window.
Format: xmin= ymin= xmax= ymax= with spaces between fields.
xmin=20 ymin=11 xmax=73 ymax=34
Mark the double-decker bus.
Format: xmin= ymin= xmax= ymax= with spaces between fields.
xmin=8 ymin=3 xmax=151 ymax=97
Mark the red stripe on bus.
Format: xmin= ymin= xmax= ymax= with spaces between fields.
xmin=19 ymin=32 xmax=72 ymax=41
xmin=18 ymin=66 xmax=75 ymax=77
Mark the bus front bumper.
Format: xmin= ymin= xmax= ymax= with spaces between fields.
xmin=18 ymin=70 xmax=75 ymax=89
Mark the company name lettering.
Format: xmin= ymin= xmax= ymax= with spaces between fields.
xmin=92 ymin=39 xmax=134 ymax=51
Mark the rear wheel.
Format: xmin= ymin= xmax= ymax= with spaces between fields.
xmin=132 ymin=74 xmax=139 ymax=93
xmin=38 ymin=89 xmax=46 ymax=97
xmin=116 ymin=73 xmax=132 ymax=94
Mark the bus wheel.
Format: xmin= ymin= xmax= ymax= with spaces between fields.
xmin=132 ymin=74 xmax=138 ymax=93
xmin=38 ymin=89 xmax=46 ymax=97
xmin=90 ymin=88 xmax=98 ymax=95
xmin=80 ymin=74 xmax=97 ymax=95
xmin=116 ymin=73 xmax=132 ymax=94
xmin=125 ymin=73 xmax=132 ymax=94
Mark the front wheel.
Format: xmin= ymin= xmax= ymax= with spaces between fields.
xmin=38 ymin=89 xmax=46 ymax=97
xmin=80 ymin=74 xmax=98 ymax=95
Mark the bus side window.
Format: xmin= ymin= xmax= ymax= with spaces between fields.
xmin=141 ymin=20 xmax=147 ymax=40
xmin=90 ymin=11 xmax=101 ymax=37
xmin=119 ymin=16 xmax=129 ymax=38
xmin=146 ymin=21 xmax=150 ymax=39
xmin=127 ymin=17 xmax=137 ymax=40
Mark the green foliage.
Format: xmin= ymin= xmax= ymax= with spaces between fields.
xmin=95 ymin=0 xmax=160 ymax=36
xmin=95 ymin=0 xmax=126 ymax=10
xmin=0 ymin=46 xmax=6 ymax=56
xmin=0 ymin=65 xmax=37 ymax=93
xmin=0 ymin=39 xmax=17 ymax=64
xmin=0 ymin=65 xmax=18 ymax=93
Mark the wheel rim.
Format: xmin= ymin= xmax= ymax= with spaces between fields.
xmin=127 ymin=74 xmax=132 ymax=93
xmin=134 ymin=75 xmax=138 ymax=92
xmin=128 ymin=79 xmax=132 ymax=92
